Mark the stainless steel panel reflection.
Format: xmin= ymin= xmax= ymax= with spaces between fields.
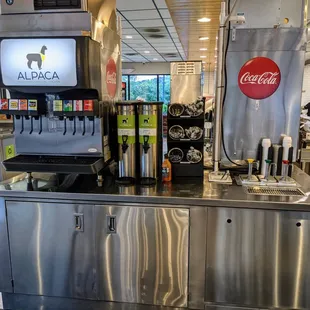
xmin=171 ymin=75 xmax=202 ymax=104
xmin=0 ymin=0 xmax=87 ymax=14
xmin=0 ymin=13 xmax=92 ymax=36
xmin=7 ymin=202 xmax=96 ymax=299
xmin=95 ymin=205 xmax=189 ymax=307
xmin=189 ymin=207 xmax=207 ymax=310
xmin=223 ymin=50 xmax=304 ymax=161
xmin=0 ymin=198 xmax=12 ymax=292
xmin=206 ymin=208 xmax=310 ymax=309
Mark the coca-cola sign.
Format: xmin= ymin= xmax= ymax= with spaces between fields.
xmin=106 ymin=58 xmax=117 ymax=98
xmin=238 ymin=57 xmax=281 ymax=100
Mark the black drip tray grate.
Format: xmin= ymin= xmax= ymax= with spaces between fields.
xmin=3 ymin=155 xmax=105 ymax=174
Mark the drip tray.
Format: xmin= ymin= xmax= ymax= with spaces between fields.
xmin=3 ymin=155 xmax=105 ymax=174
xmin=245 ymin=186 xmax=305 ymax=197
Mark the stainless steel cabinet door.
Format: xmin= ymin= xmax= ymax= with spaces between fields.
xmin=6 ymin=202 xmax=96 ymax=299
xmin=95 ymin=205 xmax=189 ymax=307
xmin=206 ymin=208 xmax=310 ymax=309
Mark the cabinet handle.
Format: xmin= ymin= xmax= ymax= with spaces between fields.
xmin=107 ymin=215 xmax=116 ymax=234
xmin=74 ymin=213 xmax=84 ymax=232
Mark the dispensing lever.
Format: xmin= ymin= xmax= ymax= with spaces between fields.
xmin=73 ymin=117 xmax=76 ymax=135
xmin=29 ymin=117 xmax=33 ymax=135
xmin=122 ymin=135 xmax=129 ymax=154
xmin=38 ymin=116 xmax=42 ymax=135
xmin=92 ymin=118 xmax=95 ymax=136
xmin=20 ymin=116 xmax=24 ymax=134
xmin=143 ymin=135 xmax=150 ymax=154
xmin=82 ymin=117 xmax=86 ymax=136
xmin=11 ymin=116 xmax=15 ymax=134
xmin=63 ymin=118 xmax=67 ymax=136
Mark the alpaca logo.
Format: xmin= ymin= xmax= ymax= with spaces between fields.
xmin=144 ymin=118 xmax=150 ymax=124
xmin=122 ymin=118 xmax=129 ymax=124
xmin=26 ymin=45 xmax=47 ymax=70
xmin=17 ymin=45 xmax=60 ymax=82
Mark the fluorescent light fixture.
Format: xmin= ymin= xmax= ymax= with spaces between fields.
xmin=144 ymin=51 xmax=150 ymax=54
xmin=200 ymin=48 xmax=208 ymax=51
xmin=200 ymin=56 xmax=207 ymax=58
xmin=125 ymin=35 xmax=133 ymax=39
xmin=202 ymin=61 xmax=206 ymax=64
xmin=198 ymin=17 xmax=211 ymax=22
xmin=199 ymin=36 xmax=209 ymax=41
xmin=153 ymin=58 xmax=158 ymax=61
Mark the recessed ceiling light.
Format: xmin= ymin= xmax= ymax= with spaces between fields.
xmin=200 ymin=56 xmax=207 ymax=58
xmin=125 ymin=35 xmax=133 ymax=39
xmin=144 ymin=51 xmax=150 ymax=54
xmin=121 ymin=58 xmax=124 ymax=61
xmin=199 ymin=36 xmax=209 ymax=41
xmin=200 ymin=48 xmax=208 ymax=51
xmin=214 ymin=55 xmax=217 ymax=58
xmin=216 ymin=36 xmax=218 ymax=40
xmin=153 ymin=58 xmax=158 ymax=61
xmin=198 ymin=17 xmax=211 ymax=23
xmin=215 ymin=47 xmax=218 ymax=51
xmin=202 ymin=61 xmax=206 ymax=64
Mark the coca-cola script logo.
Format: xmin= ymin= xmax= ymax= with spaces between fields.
xmin=238 ymin=57 xmax=281 ymax=100
xmin=106 ymin=58 xmax=117 ymax=98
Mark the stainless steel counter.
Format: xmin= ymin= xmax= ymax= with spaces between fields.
xmin=1 ymin=167 xmax=310 ymax=310
xmin=0 ymin=166 xmax=309 ymax=211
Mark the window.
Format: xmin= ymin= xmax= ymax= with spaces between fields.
xmin=159 ymin=75 xmax=171 ymax=104
xmin=121 ymin=74 xmax=171 ymax=104
xmin=130 ymin=75 xmax=158 ymax=102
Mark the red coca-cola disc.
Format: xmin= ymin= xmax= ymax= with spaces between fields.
xmin=106 ymin=58 xmax=117 ymax=98
xmin=238 ymin=57 xmax=281 ymax=100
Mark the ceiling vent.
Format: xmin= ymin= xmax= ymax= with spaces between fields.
xmin=162 ymin=53 xmax=178 ymax=58
xmin=125 ymin=53 xmax=139 ymax=56
xmin=149 ymin=34 xmax=166 ymax=39
xmin=138 ymin=27 xmax=169 ymax=39
xmin=143 ymin=28 xmax=161 ymax=33
xmin=34 ymin=0 xmax=81 ymax=10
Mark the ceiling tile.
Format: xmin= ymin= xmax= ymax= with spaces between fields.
xmin=122 ymin=28 xmax=140 ymax=35
xmin=122 ymin=10 xmax=161 ymax=20
xmin=163 ymin=18 xmax=175 ymax=27
xmin=117 ymin=0 xmax=155 ymax=10
xmin=154 ymin=0 xmax=168 ymax=9
xmin=121 ymin=21 xmax=132 ymax=29
xmin=167 ymin=26 xmax=177 ymax=33
xmin=131 ymin=19 xmax=164 ymax=28
xmin=159 ymin=9 xmax=171 ymax=19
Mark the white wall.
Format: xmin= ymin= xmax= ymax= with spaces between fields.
xmin=122 ymin=62 xmax=170 ymax=75
xmin=203 ymin=71 xmax=215 ymax=97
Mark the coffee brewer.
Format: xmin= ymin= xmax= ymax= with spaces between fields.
xmin=0 ymin=1 xmax=121 ymax=180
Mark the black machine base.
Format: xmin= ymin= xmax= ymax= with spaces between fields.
xmin=116 ymin=176 xmax=136 ymax=185
xmin=3 ymin=155 xmax=106 ymax=175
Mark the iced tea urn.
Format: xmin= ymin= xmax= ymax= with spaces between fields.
xmin=138 ymin=102 xmax=163 ymax=185
xmin=117 ymin=102 xmax=137 ymax=184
